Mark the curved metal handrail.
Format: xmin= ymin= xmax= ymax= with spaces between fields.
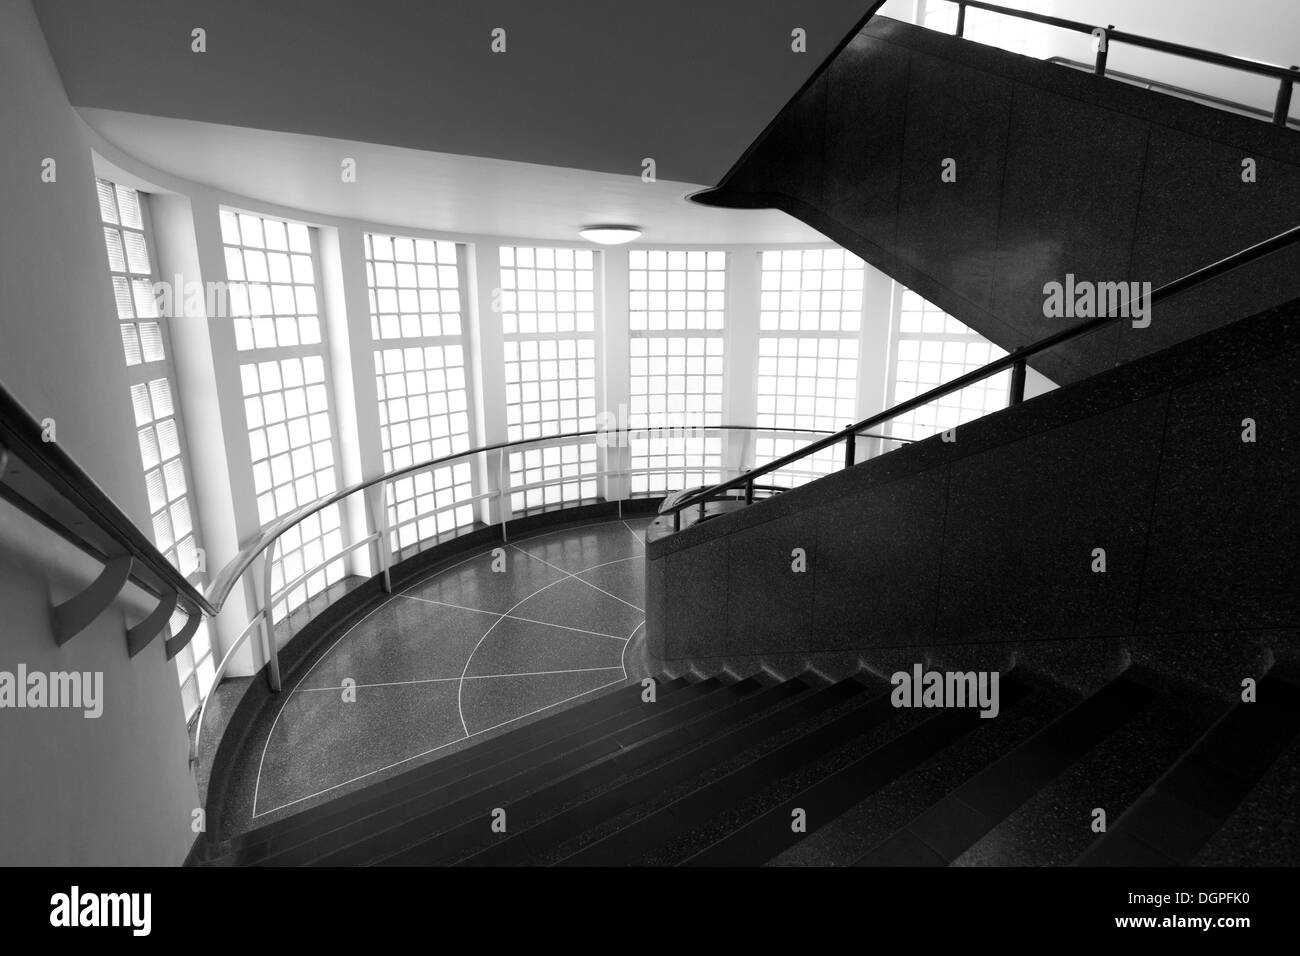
xmin=189 ymin=422 xmax=898 ymax=767
xmin=204 ymin=423 xmax=879 ymax=611
xmin=661 ymin=223 xmax=1300 ymax=526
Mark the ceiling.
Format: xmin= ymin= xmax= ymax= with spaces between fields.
xmin=36 ymin=0 xmax=876 ymax=185
xmin=81 ymin=108 xmax=827 ymax=243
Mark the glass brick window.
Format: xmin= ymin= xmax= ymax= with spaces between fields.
xmin=500 ymin=246 xmax=600 ymax=514
xmin=221 ymin=209 xmax=345 ymax=621
xmin=627 ymin=249 xmax=726 ymax=495
xmin=888 ymin=288 xmax=1011 ymax=442
xmin=365 ymin=233 xmax=477 ymax=559
xmin=97 ymin=178 xmax=212 ymax=721
xmin=754 ymin=248 xmax=864 ymax=486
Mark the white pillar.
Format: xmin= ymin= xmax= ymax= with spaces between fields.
xmin=857 ymin=262 xmax=898 ymax=460
xmin=182 ymin=191 xmax=266 ymax=677
xmin=318 ymin=223 xmax=380 ymax=576
xmin=465 ymin=239 xmax=508 ymax=524
xmin=724 ymin=248 xmax=761 ymax=478
xmin=599 ymin=246 xmax=631 ymax=501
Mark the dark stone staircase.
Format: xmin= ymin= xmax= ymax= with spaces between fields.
xmin=191 ymin=665 xmax=1300 ymax=867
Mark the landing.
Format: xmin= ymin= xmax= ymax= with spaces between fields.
xmin=245 ymin=518 xmax=650 ymax=822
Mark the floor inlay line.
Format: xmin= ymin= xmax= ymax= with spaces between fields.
xmin=397 ymin=593 xmax=630 ymax=641
xmin=252 ymin=519 xmax=648 ymax=819
xmin=291 ymin=665 xmax=627 ymax=694
xmin=510 ymin=544 xmax=646 ymax=613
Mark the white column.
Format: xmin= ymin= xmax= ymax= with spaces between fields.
xmin=857 ymin=262 xmax=897 ymax=460
xmin=724 ymin=248 xmax=761 ymax=479
xmin=183 ymin=191 xmax=266 ymax=677
xmin=599 ymin=246 xmax=631 ymax=501
xmin=465 ymin=239 xmax=508 ymax=524
xmin=318 ymin=223 xmax=380 ymax=576
xmin=149 ymin=192 xmax=256 ymax=672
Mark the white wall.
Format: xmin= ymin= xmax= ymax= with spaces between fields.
xmin=0 ymin=0 xmax=200 ymax=865
xmin=0 ymin=509 xmax=199 ymax=866
xmin=0 ymin=0 xmax=150 ymax=522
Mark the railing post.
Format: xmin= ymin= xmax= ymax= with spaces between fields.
xmin=1273 ymin=67 xmax=1298 ymax=126
xmin=260 ymin=550 xmax=282 ymax=693
xmin=744 ymin=478 xmax=754 ymax=505
xmin=955 ymin=2 xmax=966 ymax=38
xmin=371 ymin=482 xmax=392 ymax=594
xmin=1094 ymin=26 xmax=1111 ymax=76
xmin=673 ymin=509 xmax=681 ymax=532
xmin=843 ymin=426 xmax=855 ymax=468
xmin=496 ymin=449 xmax=511 ymax=543
xmin=1008 ymin=357 xmax=1028 ymax=406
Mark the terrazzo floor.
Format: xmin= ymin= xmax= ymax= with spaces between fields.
xmin=251 ymin=517 xmax=651 ymax=818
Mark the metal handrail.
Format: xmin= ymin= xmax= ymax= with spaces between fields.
xmin=1046 ymin=57 xmax=1300 ymax=129
xmin=0 ymin=380 xmax=214 ymax=618
xmin=662 ymin=223 xmax=1300 ymax=526
xmin=204 ymin=423 xmax=870 ymax=611
xmin=188 ymin=422 xmax=900 ymax=767
xmin=938 ymin=0 xmax=1299 ymax=125
xmin=190 ymin=615 xmax=264 ymax=767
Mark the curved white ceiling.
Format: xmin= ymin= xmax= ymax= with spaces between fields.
xmin=81 ymin=108 xmax=826 ymax=244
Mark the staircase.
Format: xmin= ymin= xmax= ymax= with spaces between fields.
xmin=191 ymin=666 xmax=1300 ymax=866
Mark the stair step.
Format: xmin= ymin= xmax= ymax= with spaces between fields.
xmin=855 ymin=673 xmax=1156 ymax=865
xmin=479 ymin=676 xmax=876 ymax=866
xmin=767 ymin=676 xmax=1073 ymax=866
xmin=1076 ymin=674 xmax=1300 ymax=866
xmin=678 ymin=676 xmax=1038 ymax=867
xmin=953 ymin=693 xmax=1221 ymax=866
xmin=229 ymin=675 xmax=701 ymax=864
xmin=245 ymin=675 xmax=720 ymax=865
xmin=328 ymin=676 xmax=800 ymax=866
xmin=221 ymin=674 xmax=692 ymax=859
xmin=1193 ymin=730 xmax=1300 ymax=865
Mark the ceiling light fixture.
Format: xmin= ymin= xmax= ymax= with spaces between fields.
xmin=579 ymin=225 xmax=642 ymax=245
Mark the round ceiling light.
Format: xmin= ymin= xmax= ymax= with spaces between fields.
xmin=579 ymin=225 xmax=642 ymax=245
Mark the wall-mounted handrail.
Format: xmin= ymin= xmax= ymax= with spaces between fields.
xmin=662 ymin=223 xmax=1300 ymax=526
xmin=0 ymin=380 xmax=214 ymax=620
xmin=940 ymin=0 xmax=1300 ymax=124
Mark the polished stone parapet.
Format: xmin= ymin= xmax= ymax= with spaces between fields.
xmin=694 ymin=16 xmax=1300 ymax=385
xmin=645 ymin=299 xmax=1300 ymax=679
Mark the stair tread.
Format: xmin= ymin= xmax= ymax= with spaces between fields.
xmin=854 ymin=674 xmax=1156 ymax=866
xmin=677 ymin=675 xmax=1038 ymax=867
xmin=321 ymin=676 xmax=805 ymax=866
xmin=216 ymin=674 xmax=693 ymax=858
xmin=485 ymin=676 xmax=878 ymax=867
xmin=953 ymin=693 xmax=1222 ymax=866
xmin=398 ymin=677 xmax=825 ymax=867
xmin=230 ymin=676 xmax=708 ymax=864
xmin=767 ymin=678 xmax=1071 ymax=867
xmin=1077 ymin=674 xmax=1300 ymax=866
xmin=1193 ymin=729 xmax=1300 ymax=865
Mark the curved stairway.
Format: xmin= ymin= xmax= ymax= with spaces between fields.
xmin=190 ymin=665 xmax=1300 ymax=866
